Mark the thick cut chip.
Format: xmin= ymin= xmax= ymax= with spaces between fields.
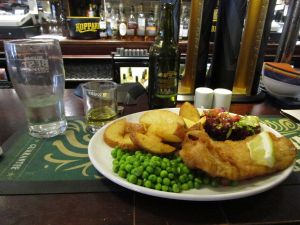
xmin=125 ymin=122 xmax=147 ymax=134
xmin=146 ymin=123 xmax=186 ymax=143
xmin=139 ymin=110 xmax=185 ymax=127
xmin=103 ymin=118 xmax=136 ymax=150
xmin=130 ymin=132 xmax=176 ymax=154
xmin=139 ymin=110 xmax=186 ymax=143
xmin=179 ymin=102 xmax=201 ymax=122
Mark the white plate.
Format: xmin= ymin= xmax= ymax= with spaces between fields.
xmin=88 ymin=108 xmax=294 ymax=201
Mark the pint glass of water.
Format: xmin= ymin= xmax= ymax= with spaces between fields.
xmin=4 ymin=39 xmax=67 ymax=138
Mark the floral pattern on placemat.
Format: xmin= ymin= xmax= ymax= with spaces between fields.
xmin=44 ymin=120 xmax=103 ymax=179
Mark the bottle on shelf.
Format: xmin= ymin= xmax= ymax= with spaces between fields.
xmin=126 ymin=5 xmax=137 ymax=40
xmin=145 ymin=10 xmax=157 ymax=41
xmin=127 ymin=67 xmax=133 ymax=82
xmin=141 ymin=69 xmax=148 ymax=88
xmin=154 ymin=4 xmax=159 ymax=30
xmin=111 ymin=8 xmax=119 ymax=39
xmin=119 ymin=8 xmax=127 ymax=40
xmin=179 ymin=5 xmax=189 ymax=40
xmin=148 ymin=3 xmax=180 ymax=109
xmin=87 ymin=3 xmax=95 ymax=17
xmin=99 ymin=4 xmax=107 ymax=39
xmin=137 ymin=3 xmax=146 ymax=41
xmin=122 ymin=73 xmax=127 ymax=83
xmin=106 ymin=2 xmax=112 ymax=38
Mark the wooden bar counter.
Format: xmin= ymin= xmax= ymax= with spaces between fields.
xmin=0 ymin=88 xmax=299 ymax=225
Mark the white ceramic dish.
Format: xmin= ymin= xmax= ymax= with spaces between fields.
xmin=88 ymin=108 xmax=294 ymax=201
xmin=262 ymin=75 xmax=300 ymax=99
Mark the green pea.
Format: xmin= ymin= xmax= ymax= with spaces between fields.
xmin=157 ymin=177 xmax=162 ymax=184
xmin=179 ymin=174 xmax=187 ymax=183
xmin=128 ymin=174 xmax=137 ymax=184
xmin=154 ymin=167 xmax=161 ymax=176
xmin=176 ymin=157 xmax=182 ymax=163
xmin=116 ymin=150 xmax=124 ymax=159
xmin=119 ymin=164 xmax=126 ymax=171
xmin=167 ymin=167 xmax=173 ymax=173
xmin=118 ymin=170 xmax=126 ymax=178
xmin=168 ymin=173 xmax=174 ymax=180
xmin=188 ymin=174 xmax=194 ymax=180
xmin=112 ymin=164 xmax=119 ymax=173
xmin=161 ymin=185 xmax=169 ymax=192
xmin=125 ymin=164 xmax=133 ymax=173
xmin=163 ymin=178 xmax=170 ymax=186
xmin=148 ymin=174 xmax=157 ymax=183
xmin=155 ymin=183 xmax=162 ymax=190
xmin=146 ymin=166 xmax=154 ymax=173
xmin=194 ymin=181 xmax=201 ymax=189
xmin=181 ymin=183 xmax=189 ymax=190
xmin=111 ymin=148 xmax=118 ymax=158
xmin=126 ymin=156 xmax=135 ymax=164
xmin=132 ymin=167 xmax=143 ymax=177
xmin=135 ymin=150 xmax=142 ymax=156
xmin=161 ymin=162 xmax=167 ymax=169
xmin=194 ymin=177 xmax=202 ymax=184
xmin=160 ymin=170 xmax=168 ymax=178
xmin=112 ymin=159 xmax=119 ymax=165
xmin=142 ymin=171 xmax=149 ymax=179
xmin=187 ymin=180 xmax=194 ymax=189
xmin=172 ymin=184 xmax=180 ymax=193
xmin=144 ymin=180 xmax=152 ymax=188
xmin=137 ymin=178 xmax=143 ymax=186
xmin=133 ymin=161 xmax=140 ymax=167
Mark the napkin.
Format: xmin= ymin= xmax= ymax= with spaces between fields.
xmin=280 ymin=109 xmax=300 ymax=123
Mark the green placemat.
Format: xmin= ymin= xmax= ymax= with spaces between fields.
xmin=0 ymin=116 xmax=299 ymax=195
xmin=0 ymin=118 xmax=122 ymax=194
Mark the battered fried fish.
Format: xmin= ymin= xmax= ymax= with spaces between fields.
xmin=179 ymin=128 xmax=297 ymax=181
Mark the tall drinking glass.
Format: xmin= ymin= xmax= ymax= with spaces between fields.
xmin=4 ymin=39 xmax=67 ymax=138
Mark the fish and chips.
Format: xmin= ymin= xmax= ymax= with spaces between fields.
xmin=103 ymin=102 xmax=297 ymax=182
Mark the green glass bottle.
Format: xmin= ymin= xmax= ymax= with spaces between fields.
xmin=148 ymin=3 xmax=180 ymax=109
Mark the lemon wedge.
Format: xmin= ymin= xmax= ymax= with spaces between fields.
xmin=247 ymin=131 xmax=275 ymax=168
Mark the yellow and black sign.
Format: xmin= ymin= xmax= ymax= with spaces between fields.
xmin=67 ymin=17 xmax=100 ymax=39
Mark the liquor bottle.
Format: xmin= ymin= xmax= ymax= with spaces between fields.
xmin=153 ymin=5 xmax=159 ymax=31
xmin=106 ymin=4 xmax=112 ymax=38
xmin=179 ymin=6 xmax=189 ymax=40
xmin=148 ymin=3 xmax=180 ymax=109
xmin=127 ymin=67 xmax=133 ymax=82
xmin=87 ymin=3 xmax=95 ymax=17
xmin=111 ymin=8 xmax=119 ymax=39
xmin=126 ymin=6 xmax=137 ymax=40
xmin=145 ymin=10 xmax=157 ymax=41
xmin=137 ymin=3 xmax=146 ymax=40
xmin=122 ymin=73 xmax=127 ymax=83
xmin=119 ymin=9 xmax=127 ymax=40
xmin=99 ymin=5 xmax=107 ymax=39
